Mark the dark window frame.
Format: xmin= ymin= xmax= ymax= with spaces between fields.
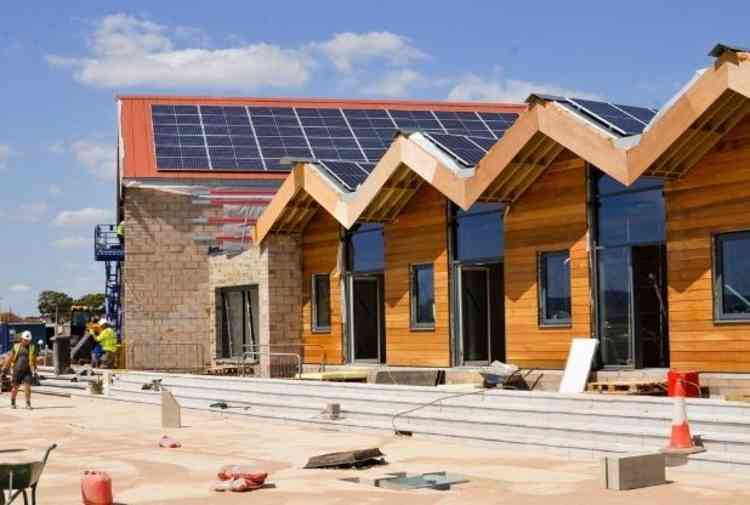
xmin=713 ymin=230 xmax=750 ymax=323
xmin=410 ymin=263 xmax=436 ymax=331
xmin=311 ymin=273 xmax=332 ymax=332
xmin=538 ymin=250 xmax=573 ymax=328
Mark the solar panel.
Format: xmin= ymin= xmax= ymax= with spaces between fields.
xmin=423 ymin=133 xmax=493 ymax=166
xmin=612 ymin=103 xmax=657 ymax=125
xmin=151 ymin=104 xmax=519 ymax=171
xmin=318 ymin=160 xmax=374 ymax=191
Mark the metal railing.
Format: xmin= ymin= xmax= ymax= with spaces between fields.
xmin=127 ymin=343 xmax=207 ymax=373
xmin=238 ymin=343 xmax=328 ymax=378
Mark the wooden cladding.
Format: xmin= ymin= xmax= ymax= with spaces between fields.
xmin=384 ymin=185 xmax=451 ymax=367
xmin=301 ymin=210 xmax=344 ymax=364
xmin=504 ymin=152 xmax=591 ymax=369
xmin=665 ymin=116 xmax=750 ymax=372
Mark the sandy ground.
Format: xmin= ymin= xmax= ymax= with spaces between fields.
xmin=0 ymin=394 xmax=748 ymax=504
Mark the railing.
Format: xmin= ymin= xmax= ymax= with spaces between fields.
xmin=240 ymin=349 xmax=302 ymax=379
xmin=127 ymin=343 xmax=207 ymax=373
xmin=238 ymin=343 xmax=328 ymax=378
xmin=94 ymin=224 xmax=123 ymax=261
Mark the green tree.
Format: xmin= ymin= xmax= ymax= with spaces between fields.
xmin=37 ymin=291 xmax=73 ymax=323
xmin=74 ymin=293 xmax=106 ymax=310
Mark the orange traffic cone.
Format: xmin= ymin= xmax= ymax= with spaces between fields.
xmin=662 ymin=378 xmax=705 ymax=455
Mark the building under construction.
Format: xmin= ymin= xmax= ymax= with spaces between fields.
xmin=108 ymin=44 xmax=750 ymax=377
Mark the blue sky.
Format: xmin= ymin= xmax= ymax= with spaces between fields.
xmin=0 ymin=1 xmax=747 ymax=315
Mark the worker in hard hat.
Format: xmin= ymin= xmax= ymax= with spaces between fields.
xmin=95 ymin=319 xmax=119 ymax=369
xmin=1 ymin=331 xmax=38 ymax=409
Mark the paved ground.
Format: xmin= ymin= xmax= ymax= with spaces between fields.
xmin=0 ymin=394 xmax=749 ymax=504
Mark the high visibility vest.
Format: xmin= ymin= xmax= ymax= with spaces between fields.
xmin=10 ymin=343 xmax=37 ymax=367
xmin=96 ymin=328 xmax=119 ymax=353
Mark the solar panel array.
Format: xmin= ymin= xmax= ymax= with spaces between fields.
xmin=318 ymin=160 xmax=376 ymax=191
xmin=549 ymin=98 xmax=658 ymax=136
xmin=151 ymin=104 xmax=518 ymax=172
xmin=423 ymin=133 xmax=499 ymax=167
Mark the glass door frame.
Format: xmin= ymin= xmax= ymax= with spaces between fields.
xmin=347 ymin=273 xmax=384 ymax=364
xmin=454 ymin=262 xmax=494 ymax=366
xmin=588 ymin=166 xmax=668 ymax=369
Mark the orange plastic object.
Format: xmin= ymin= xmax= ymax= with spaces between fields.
xmin=81 ymin=470 xmax=113 ymax=505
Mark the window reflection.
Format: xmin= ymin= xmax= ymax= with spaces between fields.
xmin=540 ymin=251 xmax=571 ymax=324
xmin=454 ymin=203 xmax=504 ymax=261
xmin=716 ymin=232 xmax=750 ymax=319
xmin=349 ymin=224 xmax=384 ymax=272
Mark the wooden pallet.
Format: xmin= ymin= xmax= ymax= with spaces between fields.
xmin=587 ymin=381 xmax=667 ymax=396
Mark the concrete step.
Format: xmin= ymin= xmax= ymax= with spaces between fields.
xmin=39 ymin=371 xmax=750 ymax=472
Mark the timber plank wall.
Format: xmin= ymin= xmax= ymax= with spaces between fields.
xmin=301 ymin=209 xmax=345 ymax=364
xmin=504 ymin=151 xmax=591 ymax=369
xmin=384 ymin=184 xmax=451 ymax=366
xmin=666 ymin=116 xmax=750 ymax=372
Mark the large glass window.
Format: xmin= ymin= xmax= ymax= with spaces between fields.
xmin=539 ymin=251 xmax=572 ymax=326
xmin=453 ymin=202 xmax=504 ymax=261
xmin=219 ymin=286 xmax=258 ymax=359
xmin=596 ymin=176 xmax=665 ymax=247
xmin=410 ymin=264 xmax=435 ymax=329
xmin=312 ymin=274 xmax=331 ymax=331
xmin=714 ymin=231 xmax=750 ymax=321
xmin=348 ymin=223 xmax=384 ymax=272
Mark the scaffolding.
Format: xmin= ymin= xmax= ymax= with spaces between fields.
xmin=94 ymin=224 xmax=123 ymax=336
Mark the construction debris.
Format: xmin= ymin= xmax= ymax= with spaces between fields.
xmin=588 ymin=381 xmax=666 ymax=396
xmin=141 ymin=379 xmax=163 ymax=391
xmin=322 ymin=402 xmax=341 ymax=420
xmin=161 ymin=391 xmax=182 ymax=428
xmin=601 ymin=453 xmax=666 ymax=490
xmin=158 ymin=435 xmax=181 ymax=448
xmin=209 ymin=401 xmax=229 ymax=409
xmin=304 ymin=448 xmax=385 ymax=469
xmin=342 ymin=471 xmax=468 ymax=491
xmin=212 ymin=465 xmax=268 ymax=492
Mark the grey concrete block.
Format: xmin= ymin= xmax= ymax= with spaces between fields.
xmin=161 ymin=390 xmax=182 ymax=429
xmin=601 ymin=452 xmax=666 ymax=490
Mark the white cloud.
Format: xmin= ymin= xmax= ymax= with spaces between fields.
xmin=48 ymin=184 xmax=63 ymax=196
xmin=70 ymin=139 xmax=115 ymax=181
xmin=52 ymin=236 xmax=91 ymax=249
xmin=0 ymin=144 xmax=11 ymax=168
xmin=364 ymin=69 xmax=425 ymax=97
xmin=314 ymin=32 xmax=427 ymax=73
xmin=8 ymin=284 xmax=31 ymax=293
xmin=0 ymin=202 xmax=48 ymax=223
xmin=47 ymin=13 xmax=312 ymax=91
xmin=447 ymin=73 xmax=601 ymax=102
xmin=54 ymin=208 xmax=113 ymax=227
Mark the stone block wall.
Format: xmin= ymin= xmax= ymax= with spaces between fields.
xmin=208 ymin=234 xmax=303 ymax=376
xmin=122 ymin=187 xmax=218 ymax=370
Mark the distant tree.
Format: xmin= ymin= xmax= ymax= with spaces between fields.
xmin=37 ymin=291 xmax=73 ymax=323
xmin=74 ymin=293 xmax=106 ymax=310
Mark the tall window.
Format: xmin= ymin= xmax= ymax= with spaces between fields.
xmin=714 ymin=231 xmax=750 ymax=321
xmin=410 ymin=264 xmax=435 ymax=329
xmin=539 ymin=251 xmax=572 ymax=326
xmin=219 ymin=286 xmax=258 ymax=359
xmin=347 ymin=223 xmax=384 ymax=272
xmin=312 ymin=274 xmax=331 ymax=331
xmin=452 ymin=202 xmax=504 ymax=261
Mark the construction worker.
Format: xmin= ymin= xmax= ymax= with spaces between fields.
xmin=2 ymin=331 xmax=37 ymax=409
xmin=88 ymin=320 xmax=104 ymax=368
xmin=95 ymin=319 xmax=118 ymax=369
xmin=116 ymin=220 xmax=124 ymax=248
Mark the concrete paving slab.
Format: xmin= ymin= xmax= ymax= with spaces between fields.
xmin=2 ymin=395 xmax=750 ymax=504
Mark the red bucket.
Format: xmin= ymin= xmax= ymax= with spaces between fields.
xmin=667 ymin=370 xmax=700 ymax=398
xmin=81 ymin=470 xmax=113 ymax=505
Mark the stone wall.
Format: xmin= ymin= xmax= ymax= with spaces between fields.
xmin=208 ymin=234 xmax=303 ymax=376
xmin=122 ymin=187 xmax=217 ymax=371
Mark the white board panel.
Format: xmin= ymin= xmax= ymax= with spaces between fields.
xmin=559 ymin=338 xmax=599 ymax=394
